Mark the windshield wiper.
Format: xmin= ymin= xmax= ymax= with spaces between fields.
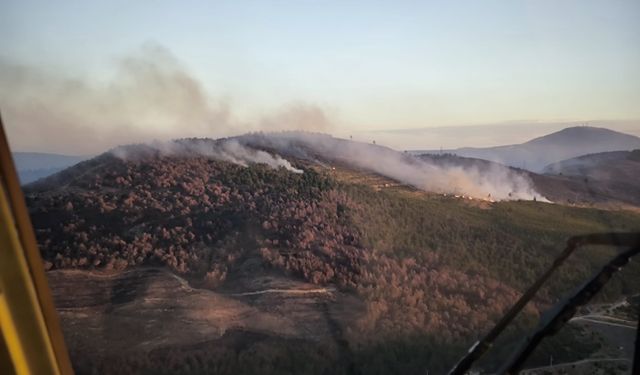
xmin=448 ymin=233 xmax=640 ymax=375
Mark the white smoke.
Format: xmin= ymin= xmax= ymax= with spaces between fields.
xmin=217 ymin=140 xmax=303 ymax=173
xmin=237 ymin=132 xmax=546 ymax=201
xmin=110 ymin=132 xmax=546 ymax=200
xmin=110 ymin=138 xmax=303 ymax=174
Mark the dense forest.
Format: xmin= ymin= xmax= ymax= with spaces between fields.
xmin=25 ymin=149 xmax=640 ymax=374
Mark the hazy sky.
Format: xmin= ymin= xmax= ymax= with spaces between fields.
xmin=1 ymin=0 xmax=639 ymax=154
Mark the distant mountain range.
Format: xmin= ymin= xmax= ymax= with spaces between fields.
xmin=12 ymin=152 xmax=89 ymax=184
xmin=413 ymin=126 xmax=640 ymax=172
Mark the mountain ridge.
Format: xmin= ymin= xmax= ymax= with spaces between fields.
xmin=413 ymin=126 xmax=640 ymax=172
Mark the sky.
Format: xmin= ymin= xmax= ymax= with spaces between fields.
xmin=1 ymin=0 xmax=639 ymax=154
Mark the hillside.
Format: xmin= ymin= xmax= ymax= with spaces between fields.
xmin=418 ymin=152 xmax=640 ymax=209
xmin=25 ymin=136 xmax=640 ymax=374
xmin=543 ymin=149 xmax=640 ymax=176
xmin=537 ymin=150 xmax=640 ymax=208
xmin=414 ymin=126 xmax=640 ymax=172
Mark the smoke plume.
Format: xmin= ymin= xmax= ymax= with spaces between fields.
xmin=111 ymin=138 xmax=303 ymax=174
xmin=113 ymin=132 xmax=548 ymax=200
xmin=1 ymin=42 xmax=543 ymax=200
xmin=0 ymin=43 xmax=333 ymax=154
xmin=238 ymin=132 xmax=545 ymax=201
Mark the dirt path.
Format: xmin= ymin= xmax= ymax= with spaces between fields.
xmin=521 ymin=358 xmax=630 ymax=374
xmin=228 ymin=287 xmax=336 ymax=297
xmin=570 ymin=316 xmax=636 ymax=329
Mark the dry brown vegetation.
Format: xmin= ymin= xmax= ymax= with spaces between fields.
xmin=26 ymin=148 xmax=640 ymax=374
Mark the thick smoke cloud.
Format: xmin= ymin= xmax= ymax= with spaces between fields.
xmin=239 ymin=132 xmax=545 ymax=201
xmin=0 ymin=43 xmax=332 ymax=154
xmin=1 ymin=42 xmax=543 ymax=200
xmin=0 ymin=44 xmax=228 ymax=153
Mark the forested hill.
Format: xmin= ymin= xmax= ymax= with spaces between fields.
xmin=25 ymin=141 xmax=640 ymax=374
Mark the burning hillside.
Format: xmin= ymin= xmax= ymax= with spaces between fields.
xmin=104 ymin=132 xmax=544 ymax=201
